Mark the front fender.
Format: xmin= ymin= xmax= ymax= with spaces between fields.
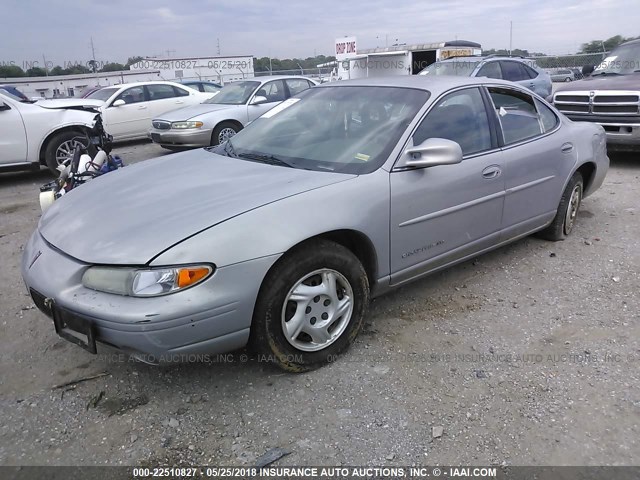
xmin=150 ymin=170 xmax=391 ymax=279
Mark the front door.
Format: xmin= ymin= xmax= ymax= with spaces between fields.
xmin=103 ymin=85 xmax=148 ymax=140
xmin=247 ymin=80 xmax=287 ymax=122
xmin=0 ymin=99 xmax=27 ymax=165
xmin=390 ymin=87 xmax=505 ymax=285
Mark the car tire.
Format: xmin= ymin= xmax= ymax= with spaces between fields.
xmin=565 ymin=77 xmax=571 ymax=82
xmin=44 ymin=131 xmax=86 ymax=175
xmin=538 ymin=172 xmax=584 ymax=241
xmin=211 ymin=122 xmax=241 ymax=146
xmin=250 ymin=239 xmax=370 ymax=372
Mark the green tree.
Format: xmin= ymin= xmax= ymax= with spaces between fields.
xmin=0 ymin=65 xmax=25 ymax=77
xmin=579 ymin=35 xmax=639 ymax=53
xmin=125 ymin=56 xmax=144 ymax=68
xmin=100 ymin=62 xmax=126 ymax=72
xmin=26 ymin=67 xmax=47 ymax=76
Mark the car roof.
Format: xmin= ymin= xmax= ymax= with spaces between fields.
xmin=106 ymin=80 xmax=188 ymax=89
xmin=316 ymin=75 xmax=526 ymax=95
xmin=250 ymin=75 xmax=316 ymax=82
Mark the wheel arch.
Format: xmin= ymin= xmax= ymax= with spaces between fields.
xmin=38 ymin=125 xmax=92 ymax=165
xmin=575 ymin=161 xmax=596 ymax=194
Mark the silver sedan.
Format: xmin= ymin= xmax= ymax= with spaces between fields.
xmin=147 ymin=75 xmax=317 ymax=148
xmin=22 ymin=76 xmax=608 ymax=371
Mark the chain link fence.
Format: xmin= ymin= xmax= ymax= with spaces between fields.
xmin=527 ymin=52 xmax=608 ymax=80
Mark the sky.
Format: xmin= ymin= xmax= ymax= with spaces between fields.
xmin=1 ymin=0 xmax=638 ymax=67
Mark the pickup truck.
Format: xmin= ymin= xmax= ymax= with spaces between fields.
xmin=553 ymin=39 xmax=640 ymax=152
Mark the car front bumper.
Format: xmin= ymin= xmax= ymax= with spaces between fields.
xmin=148 ymin=127 xmax=213 ymax=148
xmin=21 ymin=230 xmax=280 ymax=362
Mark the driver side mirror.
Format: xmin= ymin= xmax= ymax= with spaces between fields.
xmin=0 ymin=102 xmax=10 ymax=111
xmin=397 ymin=138 xmax=463 ymax=169
xmin=112 ymin=99 xmax=126 ymax=107
xmin=250 ymin=95 xmax=268 ymax=105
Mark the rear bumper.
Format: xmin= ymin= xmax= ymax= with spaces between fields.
xmin=148 ymin=127 xmax=213 ymax=148
xmin=21 ymin=230 xmax=279 ymax=361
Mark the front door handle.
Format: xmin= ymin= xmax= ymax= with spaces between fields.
xmin=137 ymin=105 xmax=147 ymax=110
xmin=482 ymin=165 xmax=502 ymax=179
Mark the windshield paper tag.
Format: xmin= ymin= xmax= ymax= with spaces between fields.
xmin=261 ymin=98 xmax=301 ymax=118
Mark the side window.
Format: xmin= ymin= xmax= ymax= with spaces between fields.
xmin=522 ymin=64 xmax=539 ymax=79
xmin=285 ymin=78 xmax=312 ymax=96
xmin=488 ymin=87 xmax=543 ymax=144
xmin=413 ymin=88 xmax=492 ymax=156
xmin=257 ymin=80 xmax=286 ymax=102
xmin=534 ymin=98 xmax=559 ymax=132
xmin=146 ymin=84 xmax=177 ymax=101
xmin=114 ymin=86 xmax=145 ymax=105
xmin=477 ymin=61 xmax=502 ymax=79
xmin=500 ymin=61 xmax=528 ymax=81
xmin=173 ymin=86 xmax=190 ymax=97
xmin=202 ymin=83 xmax=220 ymax=93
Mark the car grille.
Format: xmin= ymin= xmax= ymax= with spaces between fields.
xmin=152 ymin=120 xmax=171 ymax=130
xmin=555 ymin=91 xmax=640 ymax=116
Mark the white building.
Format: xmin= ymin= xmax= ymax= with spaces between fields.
xmin=327 ymin=37 xmax=482 ymax=80
xmin=129 ymin=55 xmax=255 ymax=85
xmin=0 ymin=70 xmax=161 ymax=99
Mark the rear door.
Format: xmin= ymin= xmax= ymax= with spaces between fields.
xmin=146 ymin=84 xmax=189 ymax=120
xmin=0 ymin=98 xmax=27 ymax=164
xmin=389 ymin=87 xmax=505 ymax=284
xmin=500 ymin=60 xmax=537 ymax=93
xmin=485 ymin=86 xmax=568 ymax=238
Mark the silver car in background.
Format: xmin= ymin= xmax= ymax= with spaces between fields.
xmin=419 ymin=55 xmax=552 ymax=98
xmin=22 ymin=76 xmax=608 ymax=372
xmin=148 ymin=75 xmax=316 ymax=148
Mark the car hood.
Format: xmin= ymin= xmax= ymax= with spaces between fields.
xmin=36 ymin=98 xmax=105 ymax=110
xmin=555 ymin=73 xmax=640 ymax=93
xmin=154 ymin=103 xmax=236 ymax=121
xmin=39 ymin=150 xmax=355 ymax=265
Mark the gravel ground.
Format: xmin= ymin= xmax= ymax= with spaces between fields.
xmin=0 ymin=141 xmax=638 ymax=467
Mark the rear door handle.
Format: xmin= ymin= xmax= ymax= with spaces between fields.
xmin=137 ymin=105 xmax=147 ymax=110
xmin=561 ymin=143 xmax=574 ymax=153
xmin=175 ymin=100 xmax=184 ymax=104
xmin=482 ymin=165 xmax=502 ymax=179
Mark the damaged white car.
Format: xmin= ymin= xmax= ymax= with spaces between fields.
xmin=0 ymin=90 xmax=102 ymax=174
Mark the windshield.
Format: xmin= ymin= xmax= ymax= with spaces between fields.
xmin=420 ymin=60 xmax=481 ymax=77
xmin=593 ymin=42 xmax=640 ymax=75
xmin=217 ymin=86 xmax=429 ymax=174
xmin=87 ymin=87 xmax=119 ymax=101
xmin=204 ymin=81 xmax=260 ymax=105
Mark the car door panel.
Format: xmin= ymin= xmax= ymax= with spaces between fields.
xmin=486 ymin=87 xmax=569 ymax=238
xmin=389 ymin=87 xmax=505 ymax=285
xmin=247 ymin=80 xmax=287 ymax=122
xmin=0 ymin=100 xmax=28 ymax=164
xmin=103 ymin=86 xmax=148 ymax=140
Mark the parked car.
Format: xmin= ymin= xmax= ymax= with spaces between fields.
xmin=551 ymin=69 xmax=575 ymax=82
xmin=180 ymin=80 xmax=222 ymax=94
xmin=569 ymin=68 xmax=584 ymax=80
xmin=22 ymin=76 xmax=608 ymax=371
xmin=0 ymin=90 xmax=102 ymax=174
xmin=553 ymin=38 xmax=640 ymax=152
xmin=148 ymin=75 xmax=317 ymax=148
xmin=419 ymin=56 xmax=552 ymax=98
xmin=39 ymin=81 xmax=212 ymax=141
xmin=0 ymin=85 xmax=31 ymax=102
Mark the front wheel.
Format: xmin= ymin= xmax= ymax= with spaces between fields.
xmin=250 ymin=240 xmax=370 ymax=372
xmin=44 ymin=131 xmax=87 ymax=175
xmin=565 ymin=77 xmax=572 ymax=82
xmin=538 ymin=172 xmax=583 ymax=241
xmin=211 ymin=122 xmax=241 ymax=146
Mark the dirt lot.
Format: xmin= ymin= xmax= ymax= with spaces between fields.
xmin=0 ymin=142 xmax=638 ymax=467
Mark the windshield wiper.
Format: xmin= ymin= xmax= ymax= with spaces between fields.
xmin=237 ymin=152 xmax=293 ymax=168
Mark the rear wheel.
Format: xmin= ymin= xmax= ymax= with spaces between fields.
xmin=250 ymin=240 xmax=369 ymax=372
xmin=565 ymin=77 xmax=572 ymax=82
xmin=211 ymin=121 xmax=241 ymax=146
xmin=538 ymin=172 xmax=583 ymax=241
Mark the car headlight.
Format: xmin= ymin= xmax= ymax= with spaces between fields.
xmin=171 ymin=121 xmax=204 ymax=129
xmin=82 ymin=265 xmax=214 ymax=297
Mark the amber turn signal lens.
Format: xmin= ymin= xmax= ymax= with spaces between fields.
xmin=177 ymin=267 xmax=211 ymax=288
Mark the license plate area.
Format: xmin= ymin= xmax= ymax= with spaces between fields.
xmin=52 ymin=305 xmax=97 ymax=354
